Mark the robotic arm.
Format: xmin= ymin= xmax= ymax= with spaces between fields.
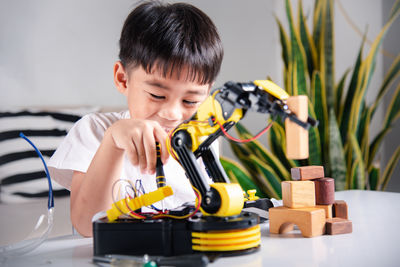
xmin=168 ymin=80 xmax=317 ymax=216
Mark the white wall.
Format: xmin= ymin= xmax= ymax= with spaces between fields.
xmin=1 ymin=1 xmax=396 ymax=190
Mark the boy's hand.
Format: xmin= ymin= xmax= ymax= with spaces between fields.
xmin=107 ymin=119 xmax=170 ymax=174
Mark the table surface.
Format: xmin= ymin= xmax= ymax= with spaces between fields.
xmin=1 ymin=190 xmax=399 ymax=267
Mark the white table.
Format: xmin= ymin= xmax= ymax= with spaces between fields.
xmin=1 ymin=190 xmax=399 ymax=267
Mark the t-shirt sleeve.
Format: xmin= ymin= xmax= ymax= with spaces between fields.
xmin=47 ymin=114 xmax=108 ymax=190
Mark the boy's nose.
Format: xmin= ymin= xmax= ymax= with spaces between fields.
xmin=158 ymin=102 xmax=183 ymax=121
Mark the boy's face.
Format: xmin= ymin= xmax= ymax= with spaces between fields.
xmin=114 ymin=62 xmax=211 ymax=133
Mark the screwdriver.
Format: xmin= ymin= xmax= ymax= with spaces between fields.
xmin=155 ymin=142 xmax=166 ymax=212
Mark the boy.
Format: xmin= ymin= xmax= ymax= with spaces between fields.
xmin=48 ymin=1 xmax=223 ymax=237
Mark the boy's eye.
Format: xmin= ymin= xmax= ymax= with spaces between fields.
xmin=149 ymin=93 xmax=165 ymax=100
xmin=183 ymin=100 xmax=199 ymax=106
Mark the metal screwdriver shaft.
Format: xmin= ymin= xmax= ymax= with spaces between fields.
xmin=155 ymin=142 xmax=166 ymax=212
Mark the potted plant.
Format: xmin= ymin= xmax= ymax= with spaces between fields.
xmin=221 ymin=0 xmax=400 ymax=199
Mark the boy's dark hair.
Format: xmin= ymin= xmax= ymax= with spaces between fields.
xmin=119 ymin=1 xmax=223 ymax=85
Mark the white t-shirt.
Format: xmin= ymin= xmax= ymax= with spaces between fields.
xmin=48 ymin=110 xmax=216 ymax=210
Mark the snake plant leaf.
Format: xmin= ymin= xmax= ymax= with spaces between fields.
xmin=298 ymin=0 xmax=318 ymax=78
xmin=389 ymin=0 xmax=400 ymax=20
xmin=328 ymin=108 xmax=347 ymax=190
xmin=249 ymin=155 xmax=282 ymax=199
xmin=235 ymin=122 xmax=291 ymax=180
xmin=339 ymin=39 xmax=364 ymax=138
xmin=369 ymin=83 xmax=400 ymax=166
xmin=285 ymin=0 xmax=309 ymax=96
xmin=368 ymin=128 xmax=390 ymax=168
xmin=308 ymin=102 xmax=323 ymax=166
xmin=220 ymin=156 xmax=268 ymax=198
xmin=335 ymin=68 xmax=350 ymax=119
xmin=348 ymin=159 xmax=360 ymax=189
xmin=319 ymin=0 xmax=335 ymax=108
xmin=358 ymin=107 xmax=372 ymax=167
xmin=368 ymin=165 xmax=380 ymax=190
xmin=372 ymin=54 xmax=400 ymax=118
xmin=348 ymin=7 xmax=400 ymax=136
xmin=312 ymin=0 xmax=323 ymax=58
xmin=382 ymin=82 xmax=400 ymax=130
xmin=349 ymin=133 xmax=366 ymax=189
xmin=229 ymin=141 xmax=259 ymax=177
xmin=276 ymin=16 xmax=291 ymax=70
xmin=311 ymin=71 xmax=328 ymax=163
xmin=268 ymin=122 xmax=298 ymax=170
xmin=381 ymin=146 xmax=400 ymax=190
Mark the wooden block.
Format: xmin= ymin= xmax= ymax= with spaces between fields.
xmin=314 ymin=178 xmax=335 ymax=205
xmin=325 ymin=218 xmax=352 ymax=235
xmin=333 ymin=200 xmax=348 ymax=219
xmin=315 ymin=204 xmax=333 ymax=218
xmin=285 ymin=95 xmax=309 ymax=159
xmin=282 ymin=181 xmax=315 ymax=208
xmin=269 ymin=206 xmax=326 ymax=237
xmin=291 ymin=166 xmax=324 ymax=181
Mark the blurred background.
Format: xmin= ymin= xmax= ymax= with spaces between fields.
xmin=1 ymin=0 xmax=399 ymax=192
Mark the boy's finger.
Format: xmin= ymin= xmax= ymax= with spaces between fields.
xmin=143 ymin=130 xmax=156 ymax=174
xmin=134 ymin=136 xmax=147 ymax=174
xmin=126 ymin=141 xmax=139 ymax=166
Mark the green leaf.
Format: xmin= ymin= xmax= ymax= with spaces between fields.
xmin=220 ymin=156 xmax=268 ymax=198
xmin=381 ymin=146 xmax=400 ymax=190
xmin=307 ymin=102 xmax=323 ymax=166
xmin=369 ymin=84 xmax=400 ymax=166
xmin=311 ymin=71 xmax=328 ymax=163
xmin=339 ymin=39 xmax=364 ymax=141
xmin=319 ymin=0 xmax=335 ymax=108
xmin=368 ymin=166 xmax=380 ymax=190
xmin=328 ymin=108 xmax=347 ymax=190
xmin=335 ymin=69 xmax=350 ymax=119
xmin=349 ymin=133 xmax=366 ymax=189
xmin=312 ymin=0 xmax=323 ymax=59
xmin=249 ymin=155 xmax=282 ymax=199
xmin=371 ymin=54 xmax=400 ymax=118
xmin=389 ymin=0 xmax=400 ymax=20
xmin=348 ymin=7 xmax=400 ymax=137
xmin=285 ymin=0 xmax=309 ymax=96
xmin=382 ymin=83 xmax=400 ymax=130
xmin=298 ymin=0 xmax=317 ymax=78
xmin=276 ymin=16 xmax=291 ymax=70
xmin=235 ymin=123 xmax=291 ymax=180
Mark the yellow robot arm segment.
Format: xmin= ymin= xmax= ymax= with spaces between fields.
xmin=106 ymin=185 xmax=173 ymax=222
xmin=254 ymin=80 xmax=289 ymax=100
xmin=201 ymin=183 xmax=244 ymax=217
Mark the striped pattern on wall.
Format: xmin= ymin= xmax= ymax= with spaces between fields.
xmin=0 ymin=110 xmax=84 ymax=203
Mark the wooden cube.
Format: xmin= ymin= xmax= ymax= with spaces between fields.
xmin=315 ymin=204 xmax=333 ymax=219
xmin=314 ymin=178 xmax=335 ymax=205
xmin=285 ymin=96 xmax=309 ymax=159
xmin=333 ymin=200 xmax=348 ymax=219
xmin=269 ymin=206 xmax=326 ymax=237
xmin=325 ymin=217 xmax=352 ymax=235
xmin=291 ymin=166 xmax=325 ymax=181
xmin=282 ymin=181 xmax=315 ymax=208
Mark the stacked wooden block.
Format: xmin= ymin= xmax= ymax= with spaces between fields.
xmin=269 ymin=166 xmax=352 ymax=237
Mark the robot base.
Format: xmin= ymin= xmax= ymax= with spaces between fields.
xmin=93 ymin=211 xmax=260 ymax=257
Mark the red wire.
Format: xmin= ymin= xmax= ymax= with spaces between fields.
xmin=214 ymin=119 xmax=273 ymax=143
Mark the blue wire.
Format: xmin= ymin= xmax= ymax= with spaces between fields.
xmin=19 ymin=132 xmax=54 ymax=209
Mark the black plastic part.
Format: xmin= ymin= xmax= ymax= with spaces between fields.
xmin=93 ymin=218 xmax=192 ymax=257
xmin=93 ymin=212 xmax=260 ymax=257
xmin=243 ymin=198 xmax=274 ymax=211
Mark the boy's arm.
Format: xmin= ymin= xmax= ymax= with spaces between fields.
xmin=70 ymin=119 xmax=169 ymax=237
xmin=70 ymin=129 xmax=124 ymax=237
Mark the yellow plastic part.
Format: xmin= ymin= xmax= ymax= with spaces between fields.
xmin=247 ymin=189 xmax=259 ymax=201
xmin=201 ymin=183 xmax=244 ymax=217
xmin=191 ymin=225 xmax=261 ymax=252
xmin=254 ymin=80 xmax=289 ymax=100
xmin=106 ymin=186 xmax=173 ymax=222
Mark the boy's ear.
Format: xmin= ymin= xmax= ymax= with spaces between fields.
xmin=113 ymin=61 xmax=128 ymax=95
